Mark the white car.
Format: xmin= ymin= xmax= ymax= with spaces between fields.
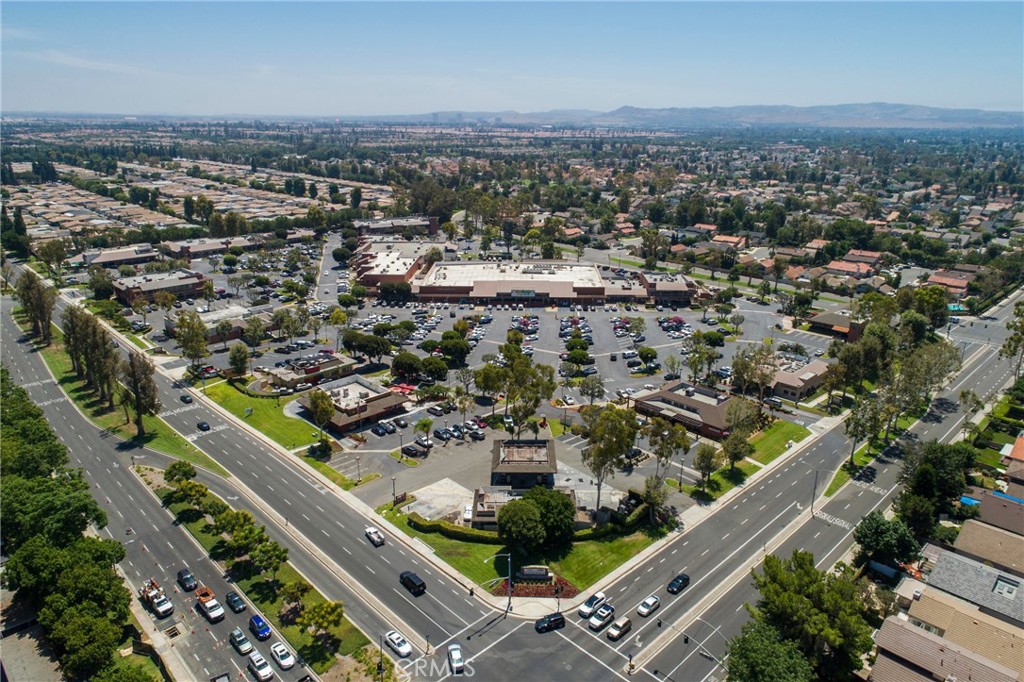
xmin=365 ymin=527 xmax=385 ymax=547
xmin=577 ymin=591 xmax=607 ymax=618
xmin=637 ymin=594 xmax=661 ymax=617
xmin=269 ymin=641 xmax=295 ymax=670
xmin=562 ymin=395 xmax=575 ymax=405
xmin=447 ymin=643 xmax=465 ymax=674
xmin=463 ymin=503 xmax=473 ymax=523
xmin=385 ymin=630 xmax=413 ymax=658
xmin=247 ymin=651 xmax=274 ymax=681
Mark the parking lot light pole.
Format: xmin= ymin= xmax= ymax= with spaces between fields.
xmin=391 ymin=476 xmax=397 ymax=507
xmin=356 ymin=456 xmax=361 ymax=483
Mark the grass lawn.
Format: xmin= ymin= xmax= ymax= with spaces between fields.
xmin=204 ymin=380 xmax=319 ymax=450
xmin=377 ymin=504 xmax=661 ymax=590
xmin=158 ymin=489 xmax=368 ymax=675
xmin=750 ymin=421 xmax=811 ymax=465
xmin=975 ymin=447 xmax=1004 ymax=470
xmin=682 ymin=461 xmax=760 ymax=504
xmin=12 ymin=312 xmax=228 ymax=476
xmin=548 ymin=418 xmax=567 ymax=437
xmin=118 ymin=616 xmax=168 ymax=681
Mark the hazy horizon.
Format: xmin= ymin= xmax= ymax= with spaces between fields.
xmin=3 ymin=2 xmax=1022 ymax=117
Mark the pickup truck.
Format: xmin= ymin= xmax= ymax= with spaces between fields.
xmin=138 ymin=578 xmax=174 ymax=618
xmin=196 ymin=584 xmax=225 ymax=622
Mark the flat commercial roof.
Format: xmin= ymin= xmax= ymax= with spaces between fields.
xmin=419 ymin=261 xmax=604 ymax=289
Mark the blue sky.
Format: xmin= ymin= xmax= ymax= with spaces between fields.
xmin=2 ymin=2 xmax=1022 ymax=115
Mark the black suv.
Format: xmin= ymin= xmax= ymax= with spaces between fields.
xmin=535 ymin=612 xmax=566 ymax=633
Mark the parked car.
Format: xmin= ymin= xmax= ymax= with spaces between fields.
xmin=371 ymin=423 xmax=387 ymax=437
xmin=401 ymin=444 xmax=426 ymax=457
xmin=468 ymin=429 xmax=485 ymax=441
xmin=434 ymin=427 xmax=452 ymax=441
xmin=427 ymin=405 xmax=445 ymax=416
xmin=393 ymin=417 xmax=409 ymax=428
xmin=415 ymin=436 xmax=434 ymax=450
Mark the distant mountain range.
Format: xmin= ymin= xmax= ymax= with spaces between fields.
xmin=340 ymin=103 xmax=1023 ymax=129
xmin=6 ymin=103 xmax=1021 ymax=129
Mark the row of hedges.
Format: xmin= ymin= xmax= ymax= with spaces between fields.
xmin=407 ymin=512 xmax=505 ymax=544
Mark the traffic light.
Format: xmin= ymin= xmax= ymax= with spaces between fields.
xmin=684 ymin=635 xmax=690 ymax=644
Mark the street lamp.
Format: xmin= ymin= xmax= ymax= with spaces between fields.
xmin=377 ymin=634 xmax=385 ymax=682
xmin=483 ymin=553 xmax=514 ymax=615
xmin=356 ymin=455 xmax=361 ymax=483
xmin=391 ymin=476 xmax=397 ymax=507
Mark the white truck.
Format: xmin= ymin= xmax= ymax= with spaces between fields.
xmin=195 ymin=584 xmax=226 ymax=623
xmin=139 ymin=578 xmax=175 ymax=618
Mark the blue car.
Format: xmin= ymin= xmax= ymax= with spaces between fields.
xmin=371 ymin=424 xmax=388 ymax=437
xmin=249 ymin=615 xmax=271 ymax=641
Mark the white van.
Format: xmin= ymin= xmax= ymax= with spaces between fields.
xmin=622 ymin=350 xmax=638 ymax=359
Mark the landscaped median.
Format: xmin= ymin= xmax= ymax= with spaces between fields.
xmin=376 ymin=497 xmax=666 ymax=594
xmin=147 ymin=472 xmax=385 ymax=679
xmin=823 ymin=410 xmax=922 ymax=497
xmin=11 ymin=309 xmax=227 ymax=476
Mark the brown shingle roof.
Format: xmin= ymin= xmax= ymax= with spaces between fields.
xmin=873 ymin=616 xmax=1019 ymax=682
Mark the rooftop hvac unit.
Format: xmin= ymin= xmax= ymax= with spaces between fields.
xmin=685 ymin=388 xmax=695 ymax=397
xmin=342 ymin=388 xmax=349 ymax=397
xmin=358 ymin=391 xmax=370 ymax=399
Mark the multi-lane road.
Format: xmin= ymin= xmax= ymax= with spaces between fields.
xmin=4 ymin=263 xmax=1020 ymax=681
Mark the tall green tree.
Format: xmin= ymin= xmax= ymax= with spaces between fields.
xmin=749 ymin=551 xmax=874 ymax=680
xmin=306 ymin=389 xmax=336 ymax=440
xmin=522 ymin=487 xmax=575 ymax=548
xmin=228 ymin=342 xmax=250 ymax=377
xmin=119 ymin=353 xmax=161 ymax=437
xmin=726 ymin=621 xmax=814 ymax=682
xmin=496 ymin=498 xmax=546 ymax=554
xmin=692 ymin=442 xmax=722 ymax=490
xmin=853 ymin=511 xmax=920 ymax=566
xmin=174 ymin=310 xmax=209 ymax=370
xmin=581 ymin=405 xmax=639 ymax=513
